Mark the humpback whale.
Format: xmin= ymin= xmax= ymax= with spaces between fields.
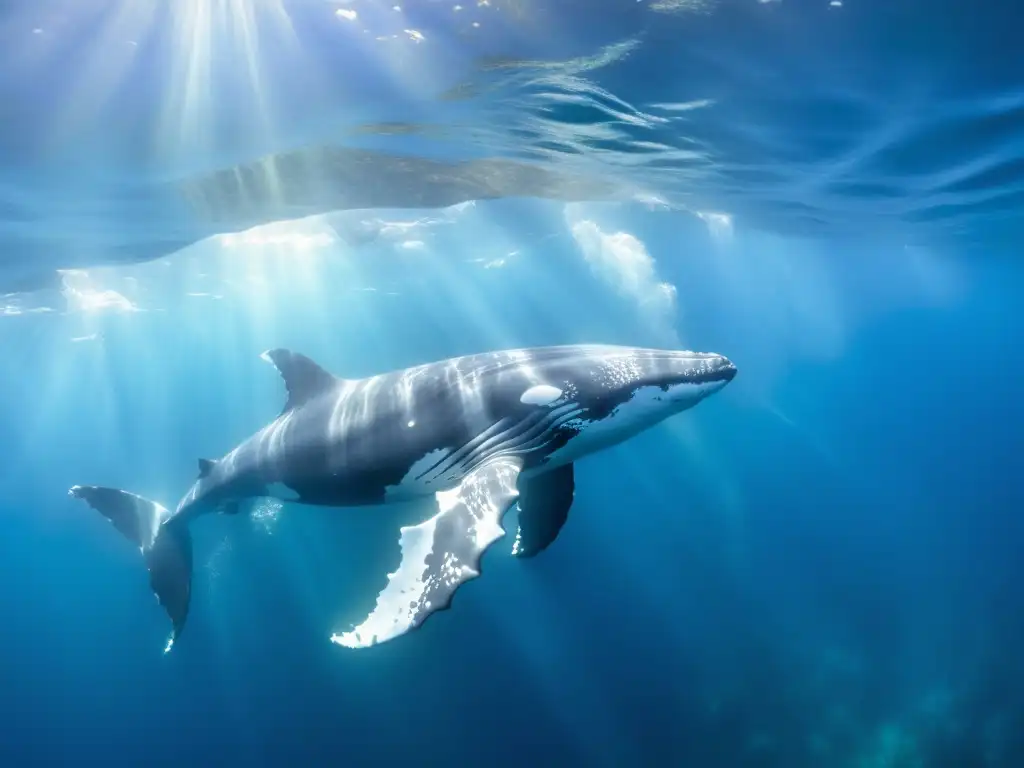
xmin=69 ymin=344 xmax=736 ymax=651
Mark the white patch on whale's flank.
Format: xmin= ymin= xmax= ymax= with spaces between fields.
xmin=384 ymin=447 xmax=451 ymax=500
xmin=520 ymin=384 xmax=563 ymax=406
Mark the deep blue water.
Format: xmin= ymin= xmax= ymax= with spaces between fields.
xmin=2 ymin=1 xmax=1023 ymax=766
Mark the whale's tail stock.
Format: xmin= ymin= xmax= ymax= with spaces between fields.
xmin=68 ymin=485 xmax=193 ymax=652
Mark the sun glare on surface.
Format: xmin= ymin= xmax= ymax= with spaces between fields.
xmin=19 ymin=0 xmax=516 ymax=163
xmin=22 ymin=0 xmax=302 ymax=159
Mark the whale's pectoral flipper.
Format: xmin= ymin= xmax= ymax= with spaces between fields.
xmin=68 ymin=485 xmax=194 ymax=651
xmin=512 ymin=463 xmax=575 ymax=558
xmin=260 ymin=348 xmax=339 ymax=413
xmin=331 ymin=458 xmax=523 ymax=649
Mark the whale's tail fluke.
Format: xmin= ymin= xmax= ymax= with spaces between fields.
xmin=68 ymin=485 xmax=193 ymax=652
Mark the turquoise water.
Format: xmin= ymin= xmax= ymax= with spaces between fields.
xmin=2 ymin=2 xmax=1023 ymax=766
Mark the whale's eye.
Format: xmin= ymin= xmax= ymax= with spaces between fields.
xmin=520 ymin=384 xmax=563 ymax=406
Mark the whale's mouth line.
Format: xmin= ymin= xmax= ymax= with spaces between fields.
xmin=665 ymin=369 xmax=735 ymax=387
xmin=645 ymin=365 xmax=737 ymax=390
xmin=706 ymin=361 xmax=737 ymax=384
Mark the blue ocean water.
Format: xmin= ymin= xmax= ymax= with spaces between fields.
xmin=2 ymin=1 xmax=1023 ymax=766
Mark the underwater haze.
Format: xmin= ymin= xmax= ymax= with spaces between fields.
xmin=2 ymin=1 xmax=1023 ymax=766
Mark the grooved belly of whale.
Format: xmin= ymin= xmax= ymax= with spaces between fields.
xmin=384 ymin=447 xmax=455 ymax=500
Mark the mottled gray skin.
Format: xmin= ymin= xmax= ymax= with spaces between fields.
xmin=69 ymin=343 xmax=736 ymax=648
xmin=177 ymin=344 xmax=737 ymax=523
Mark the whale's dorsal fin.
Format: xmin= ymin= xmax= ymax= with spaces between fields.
xmin=197 ymin=458 xmax=216 ymax=479
xmin=260 ymin=348 xmax=339 ymax=413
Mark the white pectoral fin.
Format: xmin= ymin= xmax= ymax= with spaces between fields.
xmin=331 ymin=458 xmax=523 ymax=649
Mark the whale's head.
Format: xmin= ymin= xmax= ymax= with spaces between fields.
xmin=506 ymin=345 xmax=736 ymax=469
